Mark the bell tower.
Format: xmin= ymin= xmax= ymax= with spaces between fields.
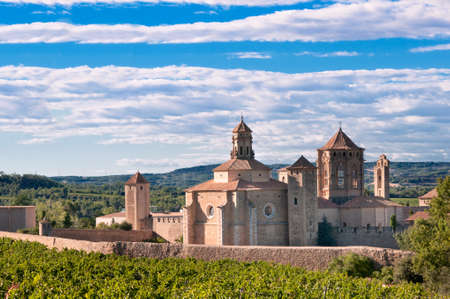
xmin=317 ymin=128 xmax=364 ymax=204
xmin=125 ymin=171 xmax=150 ymax=230
xmin=374 ymin=154 xmax=390 ymax=200
xmin=230 ymin=116 xmax=254 ymax=160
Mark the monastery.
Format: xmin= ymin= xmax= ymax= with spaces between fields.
xmin=98 ymin=118 xmax=423 ymax=247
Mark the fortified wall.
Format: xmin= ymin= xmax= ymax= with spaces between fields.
xmin=0 ymin=231 xmax=412 ymax=271
xmin=0 ymin=206 xmax=35 ymax=232
xmin=52 ymin=229 xmax=154 ymax=242
xmin=150 ymin=213 xmax=183 ymax=242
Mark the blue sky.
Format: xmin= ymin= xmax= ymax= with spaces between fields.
xmin=0 ymin=0 xmax=449 ymax=176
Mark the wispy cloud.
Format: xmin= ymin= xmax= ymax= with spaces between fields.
xmin=410 ymin=43 xmax=450 ymax=53
xmin=0 ymin=1 xmax=449 ymax=44
xmin=295 ymin=51 xmax=360 ymax=57
xmin=0 ymin=65 xmax=449 ymax=165
xmin=0 ymin=0 xmax=308 ymax=5
xmin=230 ymin=52 xmax=272 ymax=59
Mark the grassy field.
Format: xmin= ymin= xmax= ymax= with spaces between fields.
xmin=391 ymin=198 xmax=419 ymax=207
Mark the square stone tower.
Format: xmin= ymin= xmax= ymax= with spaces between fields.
xmin=317 ymin=128 xmax=364 ymax=204
xmin=374 ymin=154 xmax=390 ymax=200
xmin=279 ymin=156 xmax=318 ymax=246
xmin=125 ymin=172 xmax=150 ymax=230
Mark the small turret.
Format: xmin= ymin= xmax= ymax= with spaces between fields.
xmin=374 ymin=154 xmax=390 ymax=200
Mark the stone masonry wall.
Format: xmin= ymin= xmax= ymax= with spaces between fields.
xmin=331 ymin=227 xmax=399 ymax=249
xmin=52 ymin=229 xmax=153 ymax=242
xmin=0 ymin=231 xmax=412 ymax=271
xmin=151 ymin=216 xmax=183 ymax=242
xmin=0 ymin=206 xmax=35 ymax=232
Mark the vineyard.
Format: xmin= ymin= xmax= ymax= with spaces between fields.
xmin=0 ymin=238 xmax=434 ymax=298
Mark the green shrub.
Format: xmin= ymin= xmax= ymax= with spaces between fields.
xmin=119 ymin=222 xmax=132 ymax=231
xmin=328 ymin=253 xmax=376 ymax=278
xmin=373 ymin=266 xmax=394 ymax=285
xmin=393 ymin=257 xmax=423 ymax=284
xmin=16 ymin=227 xmax=39 ymax=235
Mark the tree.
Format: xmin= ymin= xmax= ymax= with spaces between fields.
xmin=390 ymin=214 xmax=397 ymax=232
xmin=9 ymin=192 xmax=33 ymax=206
xmin=395 ymin=176 xmax=449 ymax=294
xmin=318 ymin=216 xmax=336 ymax=246
xmin=63 ymin=212 xmax=73 ymax=228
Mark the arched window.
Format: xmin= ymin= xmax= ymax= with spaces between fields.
xmin=352 ymin=168 xmax=358 ymax=189
xmin=337 ymin=165 xmax=344 ymax=188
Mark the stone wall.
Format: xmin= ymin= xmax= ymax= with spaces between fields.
xmin=52 ymin=229 xmax=153 ymax=242
xmin=0 ymin=231 xmax=412 ymax=271
xmin=331 ymin=226 xmax=399 ymax=249
xmin=0 ymin=206 xmax=35 ymax=232
xmin=151 ymin=215 xmax=183 ymax=242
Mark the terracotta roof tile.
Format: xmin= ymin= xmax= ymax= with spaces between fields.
xmin=186 ymin=178 xmax=287 ymax=192
xmin=341 ymin=196 xmax=402 ymax=208
xmin=213 ymin=158 xmax=271 ymax=171
xmin=319 ymin=128 xmax=363 ymax=151
xmin=405 ymin=211 xmax=430 ymax=221
xmin=98 ymin=211 xmax=126 ymax=218
xmin=125 ymin=172 xmax=149 ymax=185
xmin=318 ymin=197 xmax=338 ymax=208
xmin=232 ymin=119 xmax=252 ymax=133
xmin=419 ymin=188 xmax=437 ymax=199
xmin=287 ymin=155 xmax=315 ymax=169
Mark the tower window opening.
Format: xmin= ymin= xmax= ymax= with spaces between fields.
xmin=294 ymin=198 xmax=298 ymax=205
xmin=352 ymin=169 xmax=358 ymax=189
xmin=337 ymin=166 xmax=344 ymax=188
xmin=343 ymin=152 xmax=345 ymax=157
xmin=246 ymin=147 xmax=249 ymax=154
xmin=240 ymin=146 xmax=243 ymax=155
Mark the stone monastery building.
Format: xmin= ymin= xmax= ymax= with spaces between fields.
xmin=182 ymin=117 xmax=407 ymax=246
xmin=98 ymin=117 xmax=420 ymax=248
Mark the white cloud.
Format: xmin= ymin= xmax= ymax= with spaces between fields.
xmin=0 ymin=1 xmax=449 ymax=44
xmin=230 ymin=52 xmax=272 ymax=59
xmin=0 ymin=0 xmax=308 ymax=5
xmin=295 ymin=51 xmax=360 ymax=57
xmin=0 ymin=65 xmax=449 ymax=170
xmin=410 ymin=43 xmax=450 ymax=53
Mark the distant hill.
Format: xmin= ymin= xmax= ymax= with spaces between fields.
xmin=52 ymin=162 xmax=450 ymax=188
xmin=0 ymin=174 xmax=61 ymax=196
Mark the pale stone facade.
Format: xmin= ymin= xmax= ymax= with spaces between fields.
xmin=184 ymin=118 xmax=317 ymax=246
xmin=183 ymin=120 xmax=411 ymax=247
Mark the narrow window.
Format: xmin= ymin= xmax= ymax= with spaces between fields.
xmin=352 ymin=168 xmax=358 ymax=189
xmin=240 ymin=146 xmax=243 ymax=155
xmin=246 ymin=147 xmax=249 ymax=154
xmin=337 ymin=165 xmax=344 ymax=188
xmin=294 ymin=198 xmax=298 ymax=205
